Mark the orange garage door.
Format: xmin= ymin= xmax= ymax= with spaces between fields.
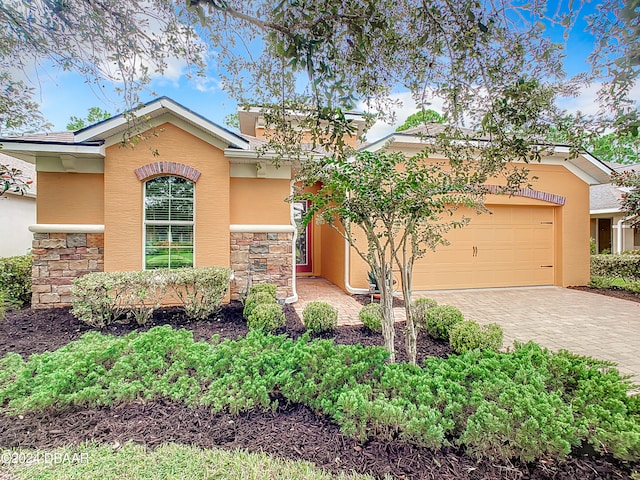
xmin=412 ymin=205 xmax=555 ymax=290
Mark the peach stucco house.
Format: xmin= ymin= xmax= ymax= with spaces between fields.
xmin=0 ymin=97 xmax=611 ymax=308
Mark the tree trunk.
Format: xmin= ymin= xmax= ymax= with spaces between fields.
xmin=376 ymin=265 xmax=396 ymax=363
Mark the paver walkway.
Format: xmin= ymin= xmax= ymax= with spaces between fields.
xmin=295 ymin=278 xmax=640 ymax=384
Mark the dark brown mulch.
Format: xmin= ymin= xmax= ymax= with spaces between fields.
xmin=569 ymin=285 xmax=640 ymax=304
xmin=1 ymin=303 xmax=637 ymax=479
xmin=0 ymin=400 xmax=634 ymax=480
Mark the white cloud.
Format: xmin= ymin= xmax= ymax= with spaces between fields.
xmin=358 ymin=91 xmax=446 ymax=141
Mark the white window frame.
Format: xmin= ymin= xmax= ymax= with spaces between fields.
xmin=143 ymin=176 xmax=195 ymax=269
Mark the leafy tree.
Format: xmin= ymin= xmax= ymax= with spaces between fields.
xmin=66 ymin=107 xmax=112 ymax=131
xmin=0 ymin=164 xmax=32 ymax=197
xmin=396 ymin=110 xmax=444 ymax=132
xmin=297 ymin=148 xmax=527 ymax=364
xmin=612 ymin=169 xmax=640 ymax=225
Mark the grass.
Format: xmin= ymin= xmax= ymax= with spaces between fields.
xmin=1 ymin=442 xmax=375 ymax=480
xmin=145 ymin=251 xmax=193 ymax=269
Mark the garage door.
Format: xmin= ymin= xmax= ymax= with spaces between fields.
xmin=412 ymin=205 xmax=555 ymax=290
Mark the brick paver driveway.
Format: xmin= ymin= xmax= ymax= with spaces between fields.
xmin=417 ymin=287 xmax=640 ymax=384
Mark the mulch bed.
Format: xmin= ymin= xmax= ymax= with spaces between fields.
xmin=569 ymin=285 xmax=640 ymax=304
xmin=0 ymin=300 xmax=638 ymax=479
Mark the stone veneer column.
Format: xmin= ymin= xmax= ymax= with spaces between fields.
xmin=31 ymin=232 xmax=104 ymax=308
xmin=230 ymin=230 xmax=294 ymax=301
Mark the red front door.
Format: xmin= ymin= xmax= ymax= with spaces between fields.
xmin=294 ymin=200 xmax=312 ymax=273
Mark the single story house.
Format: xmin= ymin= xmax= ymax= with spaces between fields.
xmin=0 ymin=153 xmax=36 ymax=257
xmin=590 ymin=162 xmax=640 ymax=253
xmin=0 ymin=97 xmax=612 ymax=308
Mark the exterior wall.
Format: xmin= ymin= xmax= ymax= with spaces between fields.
xmin=230 ymin=231 xmax=293 ymax=300
xmin=255 ymin=126 xmax=359 ymax=148
xmin=320 ymin=222 xmax=345 ymax=290
xmin=31 ymin=233 xmax=104 ymax=308
xmin=0 ymin=193 xmax=35 ymax=257
xmin=36 ymin=173 xmax=104 ymax=224
xmin=230 ymin=178 xmax=290 ymax=224
xmin=103 ymin=122 xmax=230 ymax=272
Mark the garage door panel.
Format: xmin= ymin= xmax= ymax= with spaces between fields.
xmin=412 ymin=206 xmax=555 ymax=290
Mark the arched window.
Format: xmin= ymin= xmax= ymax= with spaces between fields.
xmin=144 ymin=176 xmax=194 ymax=269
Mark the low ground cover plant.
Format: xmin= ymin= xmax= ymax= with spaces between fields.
xmin=359 ymin=303 xmax=383 ymax=333
xmin=71 ymin=267 xmax=231 ymax=327
xmin=0 ymin=254 xmax=32 ymax=307
xmin=1 ymin=327 xmax=638 ymax=463
xmin=302 ymin=301 xmax=338 ymax=334
xmin=449 ymin=320 xmax=503 ymax=354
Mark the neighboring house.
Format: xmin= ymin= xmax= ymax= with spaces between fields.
xmin=0 ymin=153 xmax=36 ymax=257
xmin=590 ymin=162 xmax=640 ymax=253
xmin=0 ymin=98 xmax=611 ymax=308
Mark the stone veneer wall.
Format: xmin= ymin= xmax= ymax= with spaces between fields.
xmin=31 ymin=233 xmax=104 ymax=308
xmin=230 ymin=232 xmax=293 ymax=300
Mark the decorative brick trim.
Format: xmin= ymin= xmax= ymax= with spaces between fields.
xmin=230 ymin=232 xmax=293 ymax=300
xmin=485 ymin=185 xmax=566 ymax=206
xmin=134 ymin=162 xmax=201 ymax=182
xmin=31 ymin=232 xmax=104 ymax=309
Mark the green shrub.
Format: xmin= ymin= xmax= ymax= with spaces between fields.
xmin=71 ymin=267 xmax=231 ymax=327
xmin=591 ymin=254 xmax=640 ymax=280
xmin=302 ymin=301 xmax=338 ymax=334
xmin=168 ymin=267 xmax=231 ymax=320
xmin=359 ymin=303 xmax=383 ymax=333
xmin=246 ymin=303 xmax=285 ymax=332
xmin=243 ymin=291 xmax=277 ymax=319
xmin=425 ymin=305 xmax=464 ymax=340
xmin=0 ymin=290 xmax=6 ymax=320
xmin=248 ymin=283 xmax=278 ymax=299
xmin=0 ymin=329 xmax=638 ymax=463
xmin=449 ymin=320 xmax=503 ymax=354
xmin=0 ymin=254 xmax=32 ymax=307
xmin=411 ymin=298 xmax=438 ymax=328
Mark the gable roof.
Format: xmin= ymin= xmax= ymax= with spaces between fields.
xmin=590 ymin=162 xmax=640 ymax=213
xmin=74 ymin=97 xmax=249 ymax=150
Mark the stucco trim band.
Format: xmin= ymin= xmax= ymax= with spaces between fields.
xmin=485 ymin=185 xmax=566 ymax=206
xmin=29 ymin=224 xmax=105 ymax=233
xmin=230 ymin=224 xmax=296 ymax=233
xmin=134 ymin=162 xmax=201 ymax=182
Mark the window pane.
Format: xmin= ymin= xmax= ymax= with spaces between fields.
xmin=145 ymin=198 xmax=170 ymax=221
xmin=170 ymin=179 xmax=194 ymax=198
xmin=145 ymin=247 xmax=170 ymax=269
xmin=170 ymin=248 xmax=193 ymax=268
xmin=171 ymin=225 xmax=193 ymax=246
xmin=170 ymin=200 xmax=193 ymax=221
xmin=146 ymin=177 xmax=169 ymax=197
xmin=146 ymin=225 xmax=169 ymax=246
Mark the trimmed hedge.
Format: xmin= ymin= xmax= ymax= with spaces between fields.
xmin=243 ymin=291 xmax=277 ymax=319
xmin=411 ymin=298 xmax=438 ymax=329
xmin=359 ymin=303 xmax=383 ymax=333
xmin=449 ymin=320 xmax=503 ymax=354
xmin=71 ymin=267 xmax=231 ymax=327
xmin=302 ymin=301 xmax=338 ymax=334
xmin=247 ymin=303 xmax=285 ymax=332
xmin=0 ymin=254 xmax=32 ymax=307
xmin=591 ymin=254 xmax=640 ymax=280
xmin=425 ymin=305 xmax=464 ymax=340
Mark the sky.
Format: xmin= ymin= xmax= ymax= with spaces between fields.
xmin=18 ymin=2 xmax=638 ymax=141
